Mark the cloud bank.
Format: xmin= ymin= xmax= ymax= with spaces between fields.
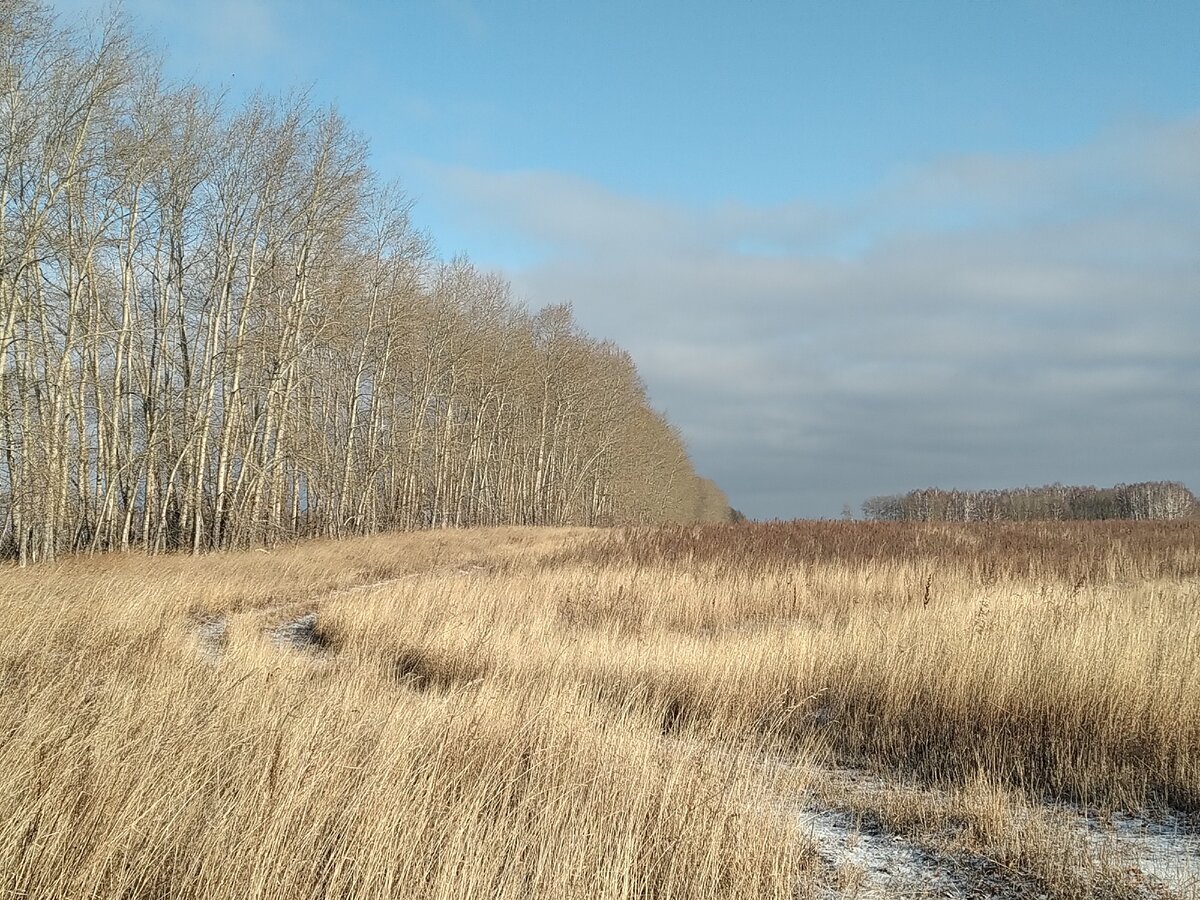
xmin=432 ymin=117 xmax=1200 ymax=518
xmin=430 ymin=120 xmax=1200 ymax=518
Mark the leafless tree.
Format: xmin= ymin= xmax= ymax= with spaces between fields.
xmin=0 ymin=4 xmax=726 ymax=561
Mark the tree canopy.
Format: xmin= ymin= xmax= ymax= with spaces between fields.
xmin=862 ymin=482 xmax=1197 ymax=523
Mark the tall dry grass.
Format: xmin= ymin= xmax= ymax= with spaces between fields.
xmin=0 ymin=528 xmax=805 ymax=900
xmin=538 ymin=522 xmax=1200 ymax=810
xmin=0 ymin=521 xmax=1196 ymax=898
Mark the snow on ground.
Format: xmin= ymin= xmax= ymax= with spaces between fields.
xmin=268 ymin=611 xmax=323 ymax=651
xmin=1077 ymin=810 xmax=1200 ymax=898
xmin=194 ymin=615 xmax=227 ymax=659
xmin=797 ymin=805 xmax=972 ymax=899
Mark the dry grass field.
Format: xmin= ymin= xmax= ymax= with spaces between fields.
xmin=1 ymin=522 xmax=1198 ymax=899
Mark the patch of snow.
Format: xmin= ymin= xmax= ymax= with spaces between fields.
xmin=1078 ymin=811 xmax=1200 ymax=898
xmin=195 ymin=616 xmax=227 ymax=659
xmin=797 ymin=806 xmax=971 ymax=899
xmin=269 ymin=612 xmax=324 ymax=652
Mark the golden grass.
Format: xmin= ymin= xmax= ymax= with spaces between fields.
xmin=0 ymin=529 xmax=805 ymax=900
xmin=1 ymin=521 xmax=1196 ymax=898
xmin=539 ymin=522 xmax=1200 ymax=811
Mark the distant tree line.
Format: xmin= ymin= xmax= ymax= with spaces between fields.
xmin=0 ymin=4 xmax=730 ymax=562
xmin=862 ymin=482 xmax=1198 ymax=523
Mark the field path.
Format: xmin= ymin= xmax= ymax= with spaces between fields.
xmin=193 ymin=563 xmax=492 ymax=658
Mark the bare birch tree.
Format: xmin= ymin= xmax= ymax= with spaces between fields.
xmin=0 ymin=3 xmax=728 ymax=561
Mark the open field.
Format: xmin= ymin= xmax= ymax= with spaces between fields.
xmin=1 ymin=522 xmax=1198 ymax=899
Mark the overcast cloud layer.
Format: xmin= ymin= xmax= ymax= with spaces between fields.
xmin=433 ymin=120 xmax=1200 ymax=518
xmin=44 ymin=0 xmax=1200 ymax=521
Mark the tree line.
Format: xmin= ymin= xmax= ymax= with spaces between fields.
xmin=0 ymin=4 xmax=731 ymax=562
xmin=861 ymin=482 xmax=1197 ymax=523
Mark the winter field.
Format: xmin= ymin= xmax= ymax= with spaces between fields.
xmin=1 ymin=522 xmax=1198 ymax=899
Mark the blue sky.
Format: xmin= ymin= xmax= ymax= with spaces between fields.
xmin=52 ymin=0 xmax=1200 ymax=517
